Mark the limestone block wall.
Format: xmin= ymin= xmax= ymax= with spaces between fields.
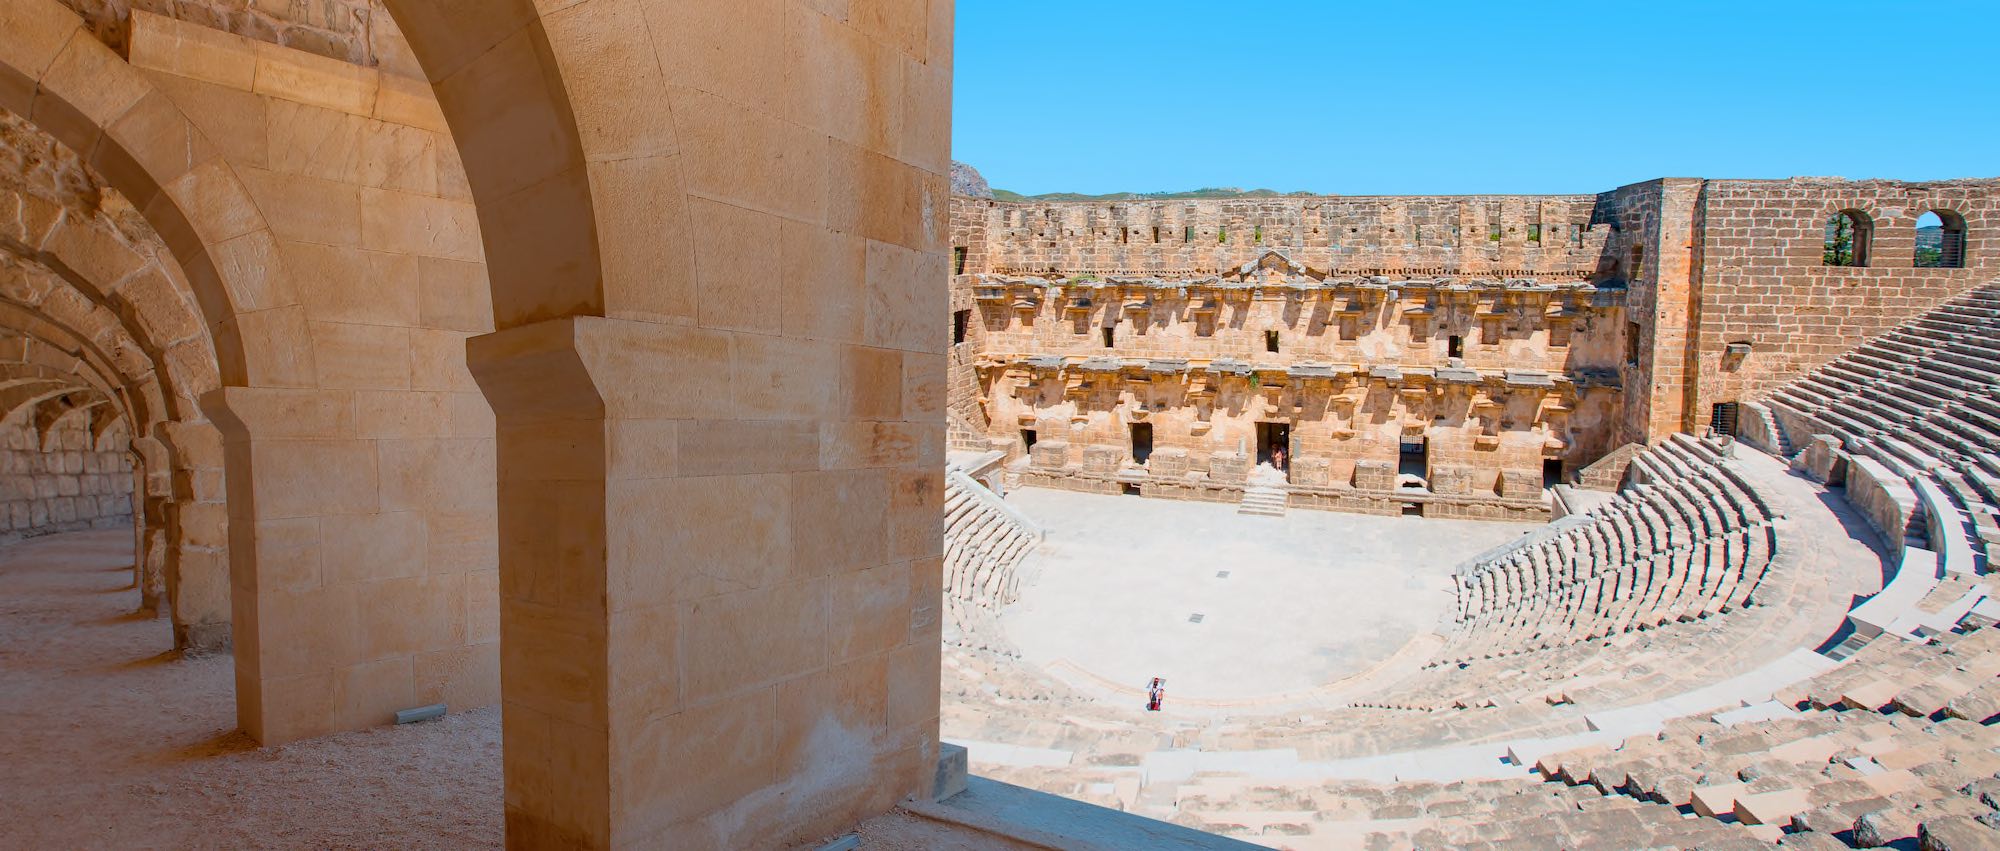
xmin=1690 ymin=178 xmax=2000 ymax=419
xmin=125 ymin=13 xmax=499 ymax=743
xmin=1845 ymin=454 xmax=1915 ymax=555
xmin=55 ymin=0 xmax=418 ymax=71
xmin=960 ymin=271 xmax=1626 ymax=508
xmin=976 ymin=195 xmax=1614 ymax=277
xmin=1574 ymin=443 xmax=1642 ymax=491
xmin=972 ymin=280 xmax=1627 ymax=372
xmin=986 ymin=368 xmax=1615 ymax=490
xmin=948 ymin=200 xmax=990 ymax=450
xmin=0 ymin=416 xmax=132 ymax=540
xmin=952 ymin=192 xmax=1638 ymax=515
xmin=1592 ymin=179 xmax=1704 ymax=447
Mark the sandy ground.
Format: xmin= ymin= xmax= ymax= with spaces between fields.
xmin=1001 ymin=488 xmax=1536 ymax=703
xmin=0 ymin=529 xmax=1039 ymax=851
xmin=0 ymin=531 xmax=503 ymax=850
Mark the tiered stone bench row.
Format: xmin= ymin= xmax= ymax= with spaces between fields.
xmin=943 ymin=466 xmax=1044 ymax=637
xmin=1517 ymin=625 xmax=2000 ymax=847
xmin=1764 ymin=282 xmax=2000 ymax=586
xmin=1432 ymin=434 xmax=1779 ymax=666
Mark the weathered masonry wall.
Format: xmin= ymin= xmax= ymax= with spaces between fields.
xmin=54 ymin=0 xmax=415 ymax=70
xmin=5 ymin=0 xmax=956 ymax=846
xmin=950 ymin=176 xmax=2000 ymax=520
xmin=978 ymin=195 xmax=1615 ymax=278
xmin=949 ymin=208 xmax=1628 ymax=519
xmin=124 ymin=12 xmax=500 ymax=744
xmin=948 ymin=197 xmax=991 ymax=449
xmin=1598 ymin=179 xmax=1704 ymax=447
xmin=1688 ymin=178 xmax=2000 ymax=425
xmin=0 ymin=415 xmax=132 ymax=541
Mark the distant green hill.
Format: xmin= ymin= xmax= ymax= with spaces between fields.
xmin=990 ymin=187 xmax=1320 ymax=202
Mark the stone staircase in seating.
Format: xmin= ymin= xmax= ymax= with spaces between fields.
xmin=1764 ymin=282 xmax=2000 ymax=575
xmin=943 ymin=463 xmax=1044 ymax=641
xmin=1238 ymin=464 xmax=1290 ymax=517
xmin=1518 ymin=625 xmax=2000 ymax=847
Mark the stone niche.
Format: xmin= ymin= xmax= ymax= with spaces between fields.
xmin=1031 ymin=440 xmax=1071 ymax=470
xmin=1353 ymin=460 xmax=1396 ymax=491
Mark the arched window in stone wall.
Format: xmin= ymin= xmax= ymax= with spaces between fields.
xmin=1915 ymin=210 xmax=1968 ymax=268
xmin=1824 ymin=210 xmax=1873 ymax=267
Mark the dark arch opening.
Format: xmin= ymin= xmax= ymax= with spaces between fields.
xmin=1824 ymin=210 xmax=1873 ymax=267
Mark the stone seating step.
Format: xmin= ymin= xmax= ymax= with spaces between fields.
xmin=1237 ymin=486 xmax=1288 ymax=517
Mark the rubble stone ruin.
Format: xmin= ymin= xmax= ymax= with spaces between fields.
xmin=0 ymin=0 xmax=1993 ymax=849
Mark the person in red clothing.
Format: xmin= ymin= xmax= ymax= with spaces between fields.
xmin=1146 ymin=677 xmax=1165 ymax=711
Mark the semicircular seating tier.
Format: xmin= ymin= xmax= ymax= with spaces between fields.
xmin=943 ymin=453 xmax=1045 ymax=642
xmin=1430 ymin=434 xmax=1781 ymax=667
xmin=1759 ymin=281 xmax=2000 ymax=636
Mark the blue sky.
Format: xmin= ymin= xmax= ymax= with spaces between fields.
xmin=952 ymin=2 xmax=2000 ymax=196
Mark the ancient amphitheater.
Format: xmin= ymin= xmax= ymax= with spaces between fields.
xmin=0 ymin=0 xmax=1993 ymax=849
xmin=937 ymin=178 xmax=2000 ymax=848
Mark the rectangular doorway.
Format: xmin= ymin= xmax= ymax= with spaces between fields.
xmin=1543 ymin=458 xmax=1565 ymax=489
xmin=1399 ymin=438 xmax=1427 ymax=480
xmin=1710 ymin=402 xmax=1740 ymax=437
xmin=1255 ymin=422 xmax=1290 ymax=470
xmin=1130 ymin=422 xmax=1153 ymax=464
xmin=1020 ymin=429 xmax=1037 ymax=452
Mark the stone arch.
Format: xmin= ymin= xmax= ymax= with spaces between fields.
xmin=0 ymin=0 xmax=347 ymax=669
xmin=379 ymin=1 xmax=952 ymax=846
xmin=376 ymin=1 xmax=605 ymax=328
xmin=0 ymin=174 xmax=220 ymax=424
xmin=23 ymin=388 xmax=110 ymax=448
xmin=0 ymin=275 xmax=228 ymax=646
xmin=0 ymin=295 xmax=181 ymax=611
xmin=1823 ymin=207 xmax=1875 ymax=267
xmin=1915 ymin=207 xmax=1969 ymax=268
xmin=0 ymin=300 xmax=144 ymax=423
xmin=0 ymin=0 xmax=318 ymax=387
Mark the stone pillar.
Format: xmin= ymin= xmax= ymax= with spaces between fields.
xmin=1430 ymin=464 xmax=1472 ymax=495
xmin=1288 ymin=457 xmax=1330 ymax=486
xmin=1353 ymin=459 xmax=1396 ymax=490
xmin=128 ymin=435 xmax=170 ymax=614
xmin=470 ymin=316 xmax=943 ymax=849
xmin=1498 ymin=469 xmax=1541 ymax=499
xmin=1209 ymin=451 xmax=1250 ymax=484
xmin=1081 ymin=445 xmax=1123 ymax=474
xmin=159 ymin=421 xmax=231 ymax=652
xmin=204 ymin=388 xmax=496 ymax=743
xmin=1031 ymin=440 xmax=1070 ymax=470
xmin=1148 ymin=448 xmax=1189 ymax=479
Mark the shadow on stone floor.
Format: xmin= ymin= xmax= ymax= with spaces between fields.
xmin=155 ymin=728 xmax=258 ymax=764
xmin=103 ymin=647 xmax=186 ymax=671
